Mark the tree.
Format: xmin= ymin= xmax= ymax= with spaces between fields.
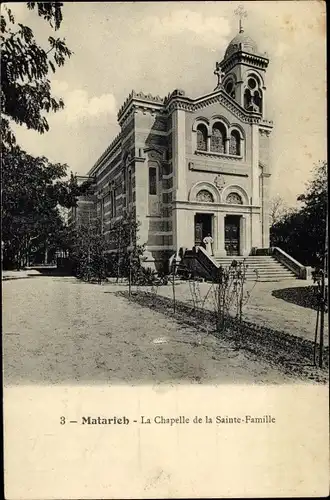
xmin=297 ymin=161 xmax=327 ymax=267
xmin=2 ymin=146 xmax=81 ymax=269
xmin=270 ymin=161 xmax=327 ymax=267
xmin=70 ymin=218 xmax=109 ymax=283
xmin=1 ymin=2 xmax=72 ymax=149
xmin=1 ymin=3 xmax=83 ymax=268
xmin=108 ymin=209 xmax=146 ymax=282
xmin=269 ymin=195 xmax=290 ymax=225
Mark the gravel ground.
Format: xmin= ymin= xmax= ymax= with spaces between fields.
xmin=2 ymin=269 xmax=41 ymax=280
xmin=2 ymin=276 xmax=317 ymax=386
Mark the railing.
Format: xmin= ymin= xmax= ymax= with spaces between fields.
xmin=194 ymin=246 xmax=219 ymax=280
xmin=256 ymin=246 xmax=312 ymax=279
xmin=272 ymin=247 xmax=312 ymax=279
xmin=178 ymin=246 xmax=218 ymax=281
xmin=255 ymin=247 xmax=272 ymax=256
xmin=179 ymin=246 xmax=312 ymax=281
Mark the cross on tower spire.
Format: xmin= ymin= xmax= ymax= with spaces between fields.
xmin=234 ymin=4 xmax=248 ymax=33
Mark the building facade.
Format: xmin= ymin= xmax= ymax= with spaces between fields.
xmin=72 ymin=27 xmax=273 ymax=270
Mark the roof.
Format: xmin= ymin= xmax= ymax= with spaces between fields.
xmin=224 ymin=30 xmax=258 ymax=59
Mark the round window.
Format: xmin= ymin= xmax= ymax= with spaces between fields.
xmin=248 ymin=78 xmax=257 ymax=89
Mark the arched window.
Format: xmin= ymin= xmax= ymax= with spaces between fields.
xmin=210 ymin=122 xmax=226 ymax=153
xmin=244 ymin=77 xmax=262 ymax=113
xmin=226 ymin=192 xmax=243 ymax=205
xmin=196 ymin=124 xmax=207 ymax=151
xmin=196 ymin=189 xmax=214 ymax=203
xmin=244 ymin=89 xmax=251 ymax=111
xmin=253 ymin=90 xmax=262 ymax=113
xmin=225 ymin=79 xmax=235 ymax=99
xmin=229 ymin=130 xmax=241 ymax=156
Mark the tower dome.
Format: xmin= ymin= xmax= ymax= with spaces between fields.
xmin=224 ymin=30 xmax=258 ymax=59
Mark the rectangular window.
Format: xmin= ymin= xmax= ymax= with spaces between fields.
xmin=149 ymin=167 xmax=157 ymax=195
xmin=113 ymin=188 xmax=117 ymax=217
xmin=122 ymin=169 xmax=126 ymax=208
xmin=128 ymin=170 xmax=132 ymax=203
xmin=101 ymin=198 xmax=105 ymax=232
xmin=123 ymin=167 xmax=126 ymax=193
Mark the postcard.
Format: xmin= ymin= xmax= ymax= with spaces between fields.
xmin=2 ymin=1 xmax=328 ymax=498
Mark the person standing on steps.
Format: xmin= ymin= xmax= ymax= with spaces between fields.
xmin=203 ymin=233 xmax=214 ymax=256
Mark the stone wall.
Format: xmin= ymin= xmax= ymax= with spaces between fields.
xmin=132 ymin=109 xmax=173 ymax=269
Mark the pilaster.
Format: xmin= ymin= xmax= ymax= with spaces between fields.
xmin=251 ymin=212 xmax=262 ymax=249
xmin=134 ymin=160 xmax=149 ymax=245
xmin=261 ymin=173 xmax=271 ymax=247
xmin=240 ymin=216 xmax=249 ymax=256
xmin=251 ymin=124 xmax=260 ymax=205
xmin=172 ymin=108 xmax=187 ymax=201
xmin=172 ymin=208 xmax=194 ymax=251
xmin=245 ymin=214 xmax=252 ymax=255
xmin=216 ymin=213 xmax=226 ymax=256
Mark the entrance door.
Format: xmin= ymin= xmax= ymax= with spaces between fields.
xmin=194 ymin=213 xmax=212 ymax=247
xmin=225 ymin=215 xmax=240 ymax=256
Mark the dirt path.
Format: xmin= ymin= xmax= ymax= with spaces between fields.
xmin=2 ymin=277 xmax=319 ymax=385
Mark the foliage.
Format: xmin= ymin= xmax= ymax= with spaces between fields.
xmin=1 ymin=2 xmax=72 ymax=149
xmin=212 ymin=260 xmax=254 ymax=330
xmin=269 ymin=195 xmax=292 ymax=225
xmin=312 ymin=268 xmax=328 ymax=368
xmin=69 ymin=210 xmax=149 ymax=284
xmin=183 ymin=258 xmax=258 ymax=344
xmin=270 ymin=161 xmax=327 ymax=267
xmin=1 ymin=3 xmax=79 ymax=269
xmin=132 ymin=267 xmax=160 ymax=286
xmin=2 ymin=146 xmax=80 ymax=269
xmin=70 ymin=218 xmax=109 ymax=283
xmin=186 ymin=259 xmax=256 ymax=331
xmin=108 ymin=209 xmax=146 ymax=280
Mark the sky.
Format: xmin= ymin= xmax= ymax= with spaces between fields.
xmin=7 ymin=1 xmax=326 ymax=206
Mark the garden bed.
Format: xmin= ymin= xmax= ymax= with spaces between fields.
xmin=117 ymin=290 xmax=329 ymax=383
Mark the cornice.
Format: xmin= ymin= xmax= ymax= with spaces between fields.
xmin=260 ymin=119 xmax=273 ymax=127
xmin=173 ymin=200 xmax=259 ymax=209
xmin=118 ymin=90 xmax=166 ymax=125
xmin=165 ymin=89 xmax=263 ymax=124
xmin=128 ymin=155 xmax=145 ymax=166
xmin=193 ymin=150 xmax=243 ymax=161
xmin=188 ymin=161 xmax=249 ymax=177
xmin=220 ymin=51 xmax=269 ymax=73
xmin=88 ymin=133 xmax=122 ymax=176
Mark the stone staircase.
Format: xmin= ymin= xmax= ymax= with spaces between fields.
xmin=214 ymin=255 xmax=297 ymax=282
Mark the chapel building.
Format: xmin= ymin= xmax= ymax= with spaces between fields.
xmin=71 ymin=26 xmax=273 ymax=271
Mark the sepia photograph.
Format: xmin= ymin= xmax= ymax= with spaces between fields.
xmin=2 ymin=1 xmax=328 ymax=498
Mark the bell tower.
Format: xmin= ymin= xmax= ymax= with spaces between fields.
xmin=214 ymin=5 xmax=270 ymax=118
